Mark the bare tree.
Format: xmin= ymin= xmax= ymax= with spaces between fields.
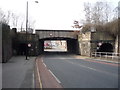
xmin=11 ymin=13 xmax=19 ymax=28
xmin=20 ymin=20 xmax=24 ymax=32
xmin=27 ymin=18 xmax=36 ymax=33
xmin=84 ymin=2 xmax=92 ymax=24
xmin=113 ymin=6 xmax=119 ymax=20
xmin=18 ymin=15 xmax=25 ymax=32
xmin=0 ymin=8 xmax=11 ymax=24
xmin=83 ymin=2 xmax=111 ymax=25
xmin=0 ymin=8 xmax=35 ymax=32
xmin=91 ymin=2 xmax=104 ymax=24
xmin=103 ymin=2 xmax=111 ymax=23
xmin=0 ymin=8 xmax=5 ymax=23
xmin=28 ymin=19 xmax=36 ymax=29
xmin=5 ymin=11 xmax=12 ymax=24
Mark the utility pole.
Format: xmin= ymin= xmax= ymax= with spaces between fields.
xmin=26 ymin=1 xmax=28 ymax=60
xmin=25 ymin=1 xmax=39 ymax=60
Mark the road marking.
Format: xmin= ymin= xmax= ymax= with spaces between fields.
xmin=36 ymin=61 xmax=43 ymax=89
xmin=87 ymin=67 xmax=97 ymax=71
xmin=83 ymin=59 xmax=118 ymax=67
xmin=32 ymin=72 xmax=35 ymax=88
xmin=78 ymin=64 xmax=97 ymax=71
xmin=66 ymin=60 xmax=118 ymax=76
xmin=43 ymin=63 xmax=46 ymax=67
xmin=48 ymin=70 xmax=61 ymax=84
xmin=79 ymin=64 xmax=96 ymax=71
xmin=67 ymin=60 xmax=97 ymax=71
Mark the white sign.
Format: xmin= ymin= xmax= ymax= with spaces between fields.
xmin=28 ymin=44 xmax=31 ymax=47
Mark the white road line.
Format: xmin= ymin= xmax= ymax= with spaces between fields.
xmin=48 ymin=70 xmax=61 ymax=84
xmin=32 ymin=72 xmax=35 ymax=88
xmin=78 ymin=64 xmax=117 ymax=76
xmin=43 ymin=63 xmax=46 ymax=67
xmin=77 ymin=64 xmax=97 ymax=71
xmin=68 ymin=61 xmax=97 ymax=71
xmin=87 ymin=67 xmax=97 ymax=71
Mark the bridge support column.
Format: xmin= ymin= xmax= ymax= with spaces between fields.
xmin=39 ymin=40 xmax=44 ymax=55
xmin=67 ymin=39 xmax=80 ymax=54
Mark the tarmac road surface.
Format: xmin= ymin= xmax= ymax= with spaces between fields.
xmin=41 ymin=54 xmax=118 ymax=88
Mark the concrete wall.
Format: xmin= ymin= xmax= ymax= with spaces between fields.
xmin=0 ymin=24 xmax=2 ymax=63
xmin=16 ymin=33 xmax=39 ymax=56
xmin=1 ymin=23 xmax=12 ymax=63
xmin=67 ymin=39 xmax=80 ymax=54
xmin=0 ymin=23 xmax=2 ymax=90
xmin=38 ymin=39 xmax=44 ymax=54
xmin=91 ymin=31 xmax=115 ymax=53
xmin=91 ymin=31 xmax=114 ymax=41
xmin=118 ymin=18 xmax=120 ymax=54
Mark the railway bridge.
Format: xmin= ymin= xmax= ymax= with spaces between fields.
xmin=35 ymin=29 xmax=80 ymax=54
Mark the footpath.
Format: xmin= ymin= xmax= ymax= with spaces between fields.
xmin=2 ymin=56 xmax=36 ymax=88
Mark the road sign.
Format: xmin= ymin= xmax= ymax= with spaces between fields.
xmin=28 ymin=43 xmax=31 ymax=47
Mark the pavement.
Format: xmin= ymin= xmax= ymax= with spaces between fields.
xmin=2 ymin=56 xmax=36 ymax=88
xmin=0 ymin=63 xmax=2 ymax=90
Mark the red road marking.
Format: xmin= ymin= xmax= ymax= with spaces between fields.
xmin=35 ymin=56 xmax=63 ymax=88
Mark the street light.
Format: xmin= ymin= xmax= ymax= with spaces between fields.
xmin=26 ymin=1 xmax=39 ymax=60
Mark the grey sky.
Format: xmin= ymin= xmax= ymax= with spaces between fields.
xmin=0 ymin=0 xmax=119 ymax=30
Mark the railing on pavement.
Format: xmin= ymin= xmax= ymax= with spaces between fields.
xmin=91 ymin=52 xmax=120 ymax=60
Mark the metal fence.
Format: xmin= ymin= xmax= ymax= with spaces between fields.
xmin=91 ymin=52 xmax=120 ymax=60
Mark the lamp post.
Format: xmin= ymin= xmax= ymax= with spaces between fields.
xmin=26 ymin=1 xmax=38 ymax=60
xmin=26 ymin=1 xmax=28 ymax=60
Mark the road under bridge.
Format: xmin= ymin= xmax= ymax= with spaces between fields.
xmin=35 ymin=30 xmax=80 ymax=54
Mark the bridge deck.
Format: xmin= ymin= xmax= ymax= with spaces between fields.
xmin=35 ymin=30 xmax=78 ymax=39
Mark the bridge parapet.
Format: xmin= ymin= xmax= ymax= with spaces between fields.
xmin=35 ymin=30 xmax=77 ymax=39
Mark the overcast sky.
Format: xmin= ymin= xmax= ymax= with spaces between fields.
xmin=0 ymin=0 xmax=119 ymax=30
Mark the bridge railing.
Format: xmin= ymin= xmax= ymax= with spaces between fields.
xmin=91 ymin=52 xmax=120 ymax=60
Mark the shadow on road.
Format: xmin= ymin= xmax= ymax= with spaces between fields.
xmin=43 ymin=51 xmax=76 ymax=56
